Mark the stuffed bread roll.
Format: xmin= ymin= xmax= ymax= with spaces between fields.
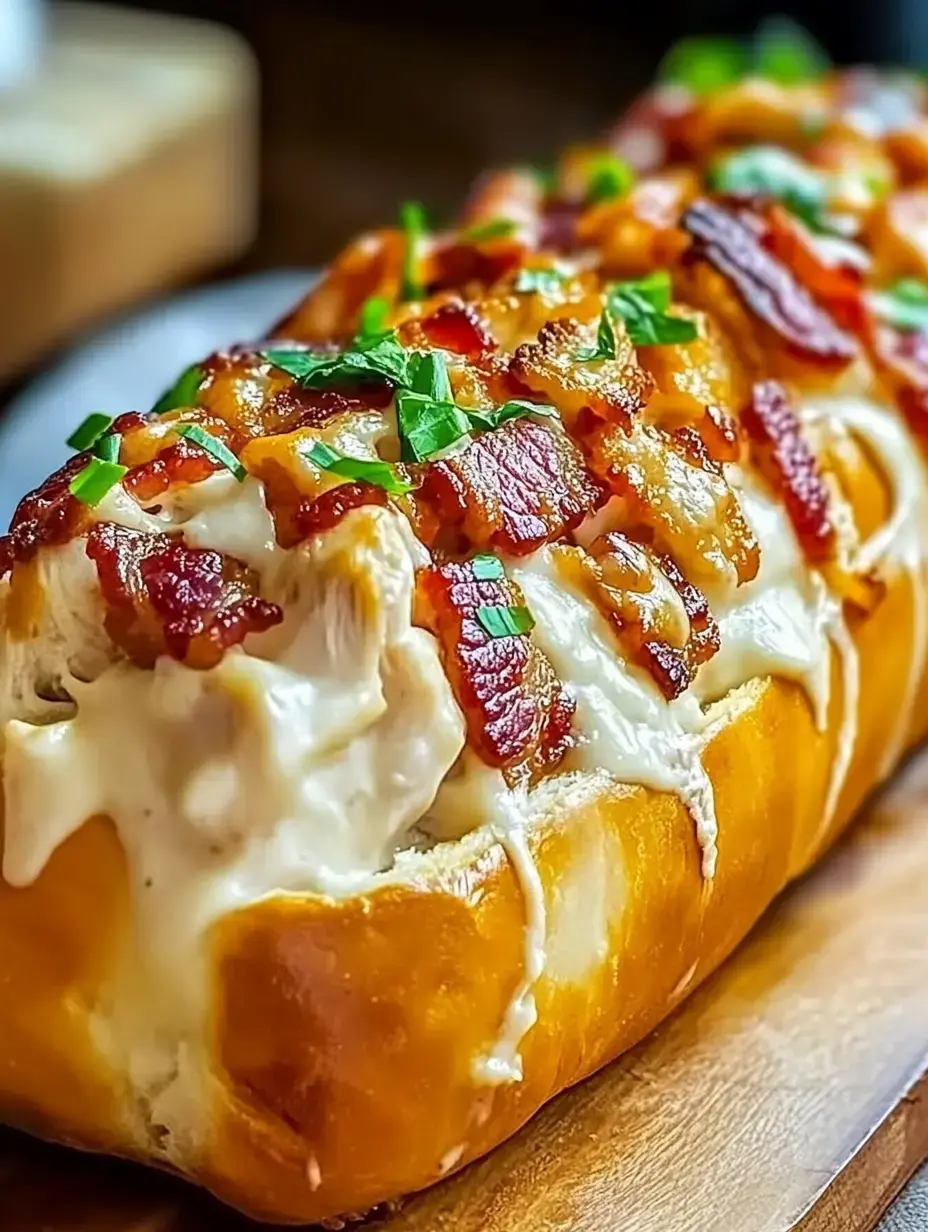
xmin=4 ymin=30 xmax=928 ymax=1225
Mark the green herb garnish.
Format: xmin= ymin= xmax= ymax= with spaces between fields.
xmin=513 ymin=268 xmax=567 ymax=296
xmin=302 ymin=440 xmax=413 ymax=495
xmin=709 ymin=145 xmax=830 ymax=232
xmin=175 ymin=424 xmax=247 ymax=481
xmin=753 ymin=16 xmax=830 ymax=86
xmin=396 ymin=391 xmax=473 ymax=463
xmin=357 ymin=295 xmax=391 ymax=341
xmin=467 ymin=399 xmax=558 ymax=432
xmin=410 ymin=350 xmax=454 ymax=402
xmin=476 ymin=604 xmax=536 ymax=638
xmin=471 ymin=553 xmax=505 ymax=581
xmin=461 ymin=218 xmax=518 ymax=243
xmin=658 ymin=35 xmax=748 ymax=96
xmin=577 ymin=311 xmax=618 ymax=362
xmin=871 ymin=278 xmax=928 ymax=333
xmin=152 ymin=363 xmax=204 ymax=415
xmin=69 ymin=458 xmax=128 ymax=506
xmin=94 ymin=433 xmax=122 ymax=464
xmin=262 ymin=331 xmax=411 ymax=390
xmin=67 ymin=413 xmax=114 ymax=452
xmin=586 ymin=153 xmax=635 ymax=205
xmin=401 ymin=200 xmax=427 ymax=301
xmin=607 ymin=271 xmax=698 ymax=347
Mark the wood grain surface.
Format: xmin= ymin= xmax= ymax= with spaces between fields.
xmin=4 ymin=752 xmax=928 ymax=1231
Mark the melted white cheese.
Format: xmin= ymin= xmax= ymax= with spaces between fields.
xmin=803 ymin=395 xmax=928 ymax=777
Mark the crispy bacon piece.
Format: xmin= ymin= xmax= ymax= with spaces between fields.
xmin=413 ymin=418 xmax=603 ymax=558
xmin=409 ymin=300 xmax=497 ymax=357
xmin=416 ymin=558 xmax=574 ymax=781
xmin=586 ymin=419 xmax=760 ymax=586
xmin=762 ymin=206 xmax=868 ymax=335
xmin=294 ymin=482 xmax=389 ymax=540
xmin=125 ymin=438 xmax=221 ymax=505
xmin=260 ymin=380 xmax=394 ymax=437
xmin=269 ymin=231 xmax=403 ymax=344
xmin=563 ymin=534 xmax=719 ymax=700
xmin=86 ymin=523 xmax=282 ymax=670
xmin=741 ymin=380 xmax=835 ymax=563
xmin=681 ymin=199 xmax=858 ymax=369
xmin=577 ymin=171 xmax=695 ymax=279
xmin=869 ymin=320 xmax=928 ymax=442
xmin=0 ymin=455 xmax=89 ymax=577
xmin=510 ymin=317 xmax=654 ymax=431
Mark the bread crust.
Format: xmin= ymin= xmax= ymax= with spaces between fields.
xmin=0 ymin=470 xmax=924 ymax=1222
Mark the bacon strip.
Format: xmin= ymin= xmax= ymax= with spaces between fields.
xmin=1 ymin=455 xmax=89 ymax=578
xmin=510 ymin=318 xmax=653 ymax=430
xmin=681 ymin=199 xmax=858 ymax=368
xmin=86 ymin=523 xmax=283 ymax=670
xmin=586 ymin=419 xmax=760 ymax=586
xmin=413 ymin=417 xmax=603 ymax=558
xmin=741 ymin=380 xmax=835 ymax=563
xmin=562 ymin=534 xmax=719 ymax=700
xmin=416 ymin=558 xmax=574 ymax=782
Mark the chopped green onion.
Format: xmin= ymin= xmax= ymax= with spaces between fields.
xmin=358 ymin=296 xmax=391 ymax=340
xmin=658 ymin=35 xmax=748 ymax=96
xmin=476 ymin=604 xmax=535 ymax=638
xmin=586 ymin=153 xmax=635 ymax=205
xmin=67 ymin=413 xmax=114 ymax=452
xmin=466 ymin=399 xmax=558 ymax=432
xmin=301 ymin=440 xmax=413 ymax=495
xmin=577 ymin=311 xmax=618 ymax=362
xmin=396 ymin=391 xmax=472 ymax=462
xmin=175 ymin=424 xmax=247 ymax=481
xmin=471 ymin=553 xmax=505 ymax=581
xmin=69 ymin=457 xmax=128 ymax=506
xmin=753 ymin=16 xmax=830 ymax=86
xmin=607 ymin=272 xmax=699 ymax=347
xmin=708 ymin=144 xmax=829 ymax=232
xmin=871 ymin=278 xmax=928 ymax=333
xmin=513 ymin=268 xmax=567 ymax=296
xmin=400 ymin=200 xmax=427 ymax=301
xmin=410 ymin=351 xmax=454 ymax=402
xmin=94 ymin=433 xmax=122 ymax=463
xmin=152 ymin=364 xmax=204 ymax=415
xmin=461 ymin=218 xmax=518 ymax=243
xmin=262 ymin=332 xmax=411 ymax=389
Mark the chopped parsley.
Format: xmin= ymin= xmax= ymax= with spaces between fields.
xmin=476 ymin=604 xmax=536 ymax=638
xmin=410 ymin=350 xmax=455 ymax=402
xmin=301 ymin=440 xmax=413 ymax=495
xmin=152 ymin=363 xmax=204 ymax=415
xmin=262 ymin=330 xmax=411 ymax=390
xmin=461 ymin=218 xmax=518 ymax=243
xmin=708 ymin=145 xmax=831 ymax=232
xmin=471 ymin=553 xmax=506 ymax=581
xmin=513 ymin=268 xmax=567 ymax=296
xmin=658 ymin=35 xmax=748 ymax=96
xmin=69 ymin=457 xmax=128 ymax=506
xmin=94 ymin=432 xmax=122 ymax=464
xmin=400 ymin=200 xmax=428 ymax=301
xmin=586 ymin=153 xmax=635 ymax=205
xmin=67 ymin=413 xmax=114 ymax=452
xmin=357 ymin=295 xmax=391 ymax=341
xmin=466 ymin=399 xmax=558 ymax=432
xmin=871 ymin=278 xmax=928 ymax=333
xmin=577 ymin=311 xmax=618 ymax=362
xmin=753 ymin=16 xmax=830 ymax=86
xmin=396 ymin=391 xmax=473 ymax=463
xmin=607 ymin=271 xmax=698 ymax=346
xmin=660 ymin=20 xmax=828 ymax=95
xmin=175 ymin=424 xmax=247 ymax=481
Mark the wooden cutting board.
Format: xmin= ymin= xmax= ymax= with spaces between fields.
xmin=4 ymin=752 xmax=928 ymax=1231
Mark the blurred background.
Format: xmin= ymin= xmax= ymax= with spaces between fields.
xmin=1 ymin=0 xmax=927 ymax=512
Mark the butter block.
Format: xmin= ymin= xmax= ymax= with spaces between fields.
xmin=0 ymin=2 xmax=258 ymax=379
